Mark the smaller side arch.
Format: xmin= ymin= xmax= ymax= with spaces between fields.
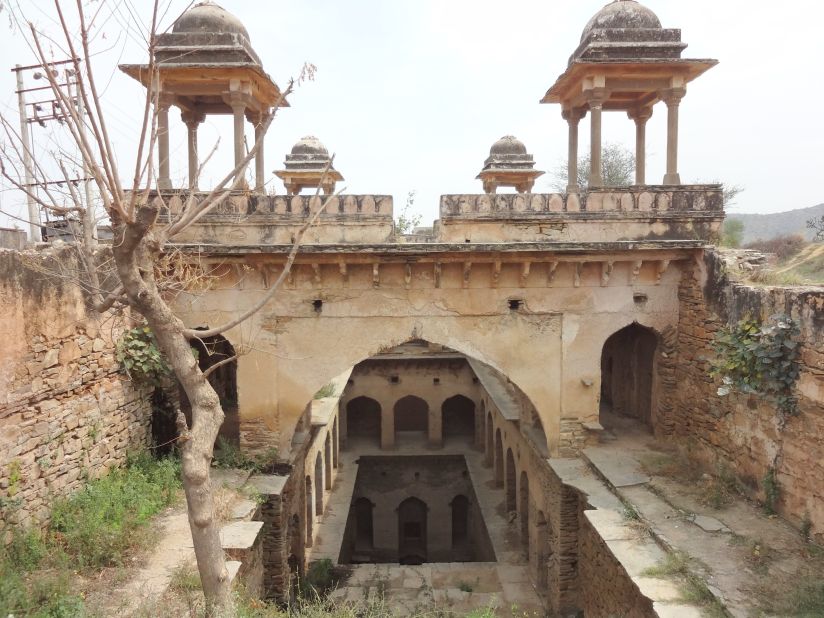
xmin=505 ymin=448 xmax=516 ymax=513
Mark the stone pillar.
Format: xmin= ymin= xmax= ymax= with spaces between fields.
xmin=587 ymin=92 xmax=608 ymax=187
xmin=182 ymin=111 xmax=204 ymax=191
xmin=253 ymin=111 xmax=270 ymax=193
xmin=628 ymin=107 xmax=652 ymax=185
xmin=156 ymin=99 xmax=172 ymax=190
xmin=429 ymin=400 xmax=443 ymax=449
xmin=562 ymin=108 xmax=585 ymax=193
xmin=380 ymin=401 xmax=394 ymax=450
xmin=231 ymin=100 xmax=247 ymax=170
xmin=662 ymin=88 xmax=686 ymax=185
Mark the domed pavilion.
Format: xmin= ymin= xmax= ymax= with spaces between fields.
xmin=120 ymin=1 xmax=288 ymax=191
xmin=541 ymin=0 xmax=717 ymax=189
xmin=476 ymin=136 xmax=544 ymax=194
xmin=275 ymin=136 xmax=344 ymax=195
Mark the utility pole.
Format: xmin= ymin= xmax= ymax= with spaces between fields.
xmin=11 ymin=58 xmax=91 ymax=244
xmin=13 ymin=64 xmax=40 ymax=242
xmin=70 ymin=76 xmax=97 ymax=244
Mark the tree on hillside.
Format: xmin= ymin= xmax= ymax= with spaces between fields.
xmin=807 ymin=214 xmax=824 ymax=241
xmin=550 ymin=142 xmax=635 ymax=192
xmin=0 ymin=3 xmax=334 ymax=613
xmin=721 ymin=219 xmax=745 ymax=248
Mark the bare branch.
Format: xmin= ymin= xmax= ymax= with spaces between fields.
xmin=183 ymin=168 xmax=343 ymax=340
xmin=202 ymin=354 xmax=238 ymax=379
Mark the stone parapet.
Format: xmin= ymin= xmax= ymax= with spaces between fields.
xmin=150 ymin=192 xmax=394 ymax=245
xmin=437 ymin=186 xmax=724 ymax=243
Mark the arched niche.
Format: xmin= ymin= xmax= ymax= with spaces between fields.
xmin=600 ymin=322 xmax=659 ymax=431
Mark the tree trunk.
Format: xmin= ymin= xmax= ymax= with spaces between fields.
xmin=112 ymin=207 xmax=231 ymax=614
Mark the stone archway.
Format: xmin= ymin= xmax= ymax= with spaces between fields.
xmin=304 ymin=476 xmax=313 ymax=547
xmin=536 ymin=510 xmax=549 ymax=595
xmin=353 ymin=497 xmax=374 ymax=551
xmin=346 ymin=396 xmax=381 ymax=446
xmin=495 ymin=429 xmax=504 ymax=487
xmin=324 ymin=433 xmax=332 ymax=490
xmin=601 ymin=323 xmax=658 ymax=430
xmin=519 ymin=470 xmax=529 ymax=546
xmin=505 ymin=448 xmax=517 ymax=513
xmin=314 ymin=453 xmax=324 ymax=516
xmin=451 ymin=494 xmax=470 ymax=550
xmin=441 ymin=395 xmax=476 ymax=441
xmin=394 ymin=395 xmax=428 ymax=438
xmin=485 ymin=410 xmax=494 ymax=467
xmin=398 ymin=496 xmax=428 ymax=564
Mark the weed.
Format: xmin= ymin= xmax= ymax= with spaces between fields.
xmin=313 ymin=383 xmax=336 ymax=399
xmin=801 ymin=513 xmax=812 ymax=541
xmin=699 ymin=464 xmax=739 ymax=510
xmin=762 ymin=466 xmax=779 ymax=515
xmin=213 ymin=437 xmax=278 ymax=472
xmin=458 ymin=580 xmax=474 ymax=593
xmin=621 ymin=502 xmax=641 ymax=521
xmin=169 ymin=563 xmax=202 ymax=593
xmin=301 ymin=558 xmax=336 ymax=596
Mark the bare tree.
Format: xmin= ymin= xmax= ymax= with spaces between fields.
xmin=0 ymin=2 xmax=334 ymax=613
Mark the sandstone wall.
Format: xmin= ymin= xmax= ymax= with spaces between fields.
xmin=0 ymin=249 xmax=152 ymax=529
xmin=578 ymin=513 xmax=657 ymax=618
xmin=671 ymin=250 xmax=824 ymax=539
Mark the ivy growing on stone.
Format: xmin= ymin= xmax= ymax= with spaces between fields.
xmin=115 ymin=325 xmax=170 ymax=386
xmin=710 ymin=314 xmax=801 ymax=418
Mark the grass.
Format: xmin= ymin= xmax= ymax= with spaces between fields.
xmin=643 ymin=551 xmax=728 ymax=617
xmin=313 ymin=383 xmax=337 ymax=399
xmin=758 ymin=576 xmax=824 ymax=617
xmin=0 ymin=452 xmax=181 ymax=618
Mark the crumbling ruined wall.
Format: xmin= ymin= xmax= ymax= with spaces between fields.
xmin=670 ymin=250 xmax=824 ymax=540
xmin=0 ymin=248 xmax=152 ymax=529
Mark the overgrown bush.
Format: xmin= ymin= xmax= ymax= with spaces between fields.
xmin=0 ymin=453 xmax=180 ymax=617
xmin=49 ymin=452 xmax=180 ymax=569
xmin=213 ymin=437 xmax=278 ymax=472
xmin=744 ymin=234 xmax=808 ymax=260
xmin=711 ymin=314 xmax=801 ymax=418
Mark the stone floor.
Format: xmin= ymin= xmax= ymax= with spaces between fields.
xmin=309 ymin=434 xmax=544 ymax=615
xmin=588 ymin=412 xmax=821 ymax=618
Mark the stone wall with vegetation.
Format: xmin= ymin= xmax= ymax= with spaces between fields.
xmin=0 ymin=248 xmax=152 ymax=529
xmin=578 ymin=513 xmax=656 ymax=618
xmin=670 ymin=250 xmax=824 ymax=540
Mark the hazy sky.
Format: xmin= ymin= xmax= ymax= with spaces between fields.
xmin=0 ymin=0 xmax=822 ymax=229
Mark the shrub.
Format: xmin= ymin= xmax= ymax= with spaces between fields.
xmin=744 ymin=234 xmax=807 ymax=260
xmin=116 ymin=325 xmax=170 ymax=386
xmin=711 ymin=314 xmax=801 ymax=418
xmin=49 ymin=453 xmax=180 ymax=569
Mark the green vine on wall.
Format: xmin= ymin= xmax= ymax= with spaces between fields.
xmin=710 ymin=314 xmax=801 ymax=418
xmin=115 ymin=325 xmax=170 ymax=386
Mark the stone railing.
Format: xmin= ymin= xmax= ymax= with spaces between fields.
xmin=156 ymin=192 xmax=393 ymax=219
xmin=439 ymin=185 xmax=723 ymax=219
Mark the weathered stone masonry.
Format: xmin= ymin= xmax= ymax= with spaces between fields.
xmin=670 ymin=250 xmax=824 ymax=540
xmin=0 ymin=249 xmax=152 ymax=529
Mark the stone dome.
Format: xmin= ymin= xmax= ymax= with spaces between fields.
xmin=291 ymin=136 xmax=329 ymax=157
xmin=489 ymin=136 xmax=527 ymax=157
xmin=173 ymin=1 xmax=251 ymax=42
xmin=581 ymin=0 xmax=662 ymax=42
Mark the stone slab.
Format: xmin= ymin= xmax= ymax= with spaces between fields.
xmin=584 ymin=508 xmax=637 ymax=542
xmin=219 ymin=520 xmax=264 ymax=551
xmin=225 ymin=560 xmax=242 ymax=584
xmin=584 ymin=447 xmax=651 ymax=487
xmin=653 ymin=602 xmax=705 ymax=618
xmin=604 ymin=538 xmax=666 ymax=577
xmin=246 ymin=474 xmax=287 ymax=496
xmin=688 ymin=514 xmax=730 ymax=533
xmin=230 ymin=499 xmax=258 ymax=520
xmin=549 ymin=458 xmax=625 ymax=511
xmin=210 ymin=468 xmax=252 ymax=490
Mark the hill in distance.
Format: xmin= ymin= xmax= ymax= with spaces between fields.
xmin=727 ymin=203 xmax=824 ymax=244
